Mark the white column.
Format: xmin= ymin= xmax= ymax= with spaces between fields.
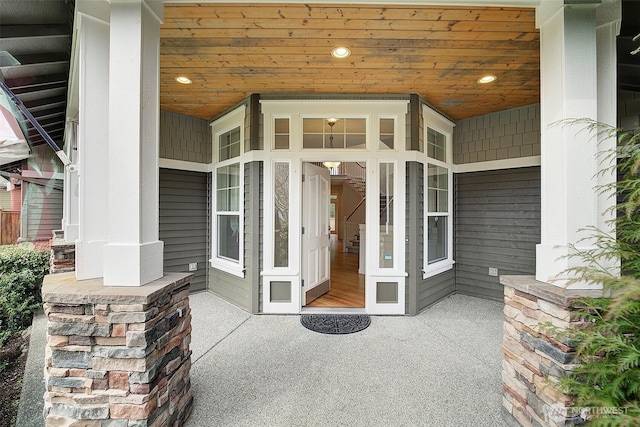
xmin=596 ymin=2 xmax=621 ymax=236
xmin=103 ymin=0 xmax=164 ymax=286
xmin=535 ymin=2 xmax=620 ymax=288
xmin=75 ymin=14 xmax=110 ymax=280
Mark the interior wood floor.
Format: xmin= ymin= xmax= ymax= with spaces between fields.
xmin=307 ymin=239 xmax=365 ymax=308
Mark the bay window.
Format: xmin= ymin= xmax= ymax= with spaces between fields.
xmin=211 ymin=106 xmax=245 ymax=277
xmin=216 ymin=162 xmax=241 ymax=262
xmin=423 ymin=112 xmax=454 ymax=278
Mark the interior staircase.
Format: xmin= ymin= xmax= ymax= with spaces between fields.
xmin=345 ymin=233 xmax=360 ymax=254
xmin=322 ymin=163 xmax=366 ymax=254
xmin=344 ymin=175 xmax=365 ymax=197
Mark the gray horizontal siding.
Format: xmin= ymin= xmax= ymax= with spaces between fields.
xmin=407 ymin=161 xmax=456 ymax=314
xmin=418 ymin=269 xmax=455 ymax=310
xmin=159 ymin=169 xmax=209 ymax=292
xmin=209 ymin=269 xmax=252 ymax=306
xmin=248 ymin=161 xmax=261 ymax=313
xmin=209 ymin=162 xmax=261 ymax=313
xmin=454 ymin=167 xmax=540 ymax=301
xmin=406 ymin=162 xmax=415 ymax=314
xmin=255 ymin=162 xmax=263 ymax=313
xmin=24 ymin=182 xmax=63 ymax=241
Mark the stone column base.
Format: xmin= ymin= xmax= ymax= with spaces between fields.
xmin=41 ymin=272 xmax=194 ymax=426
xmin=500 ymin=276 xmax=603 ymax=427
xmin=50 ymin=239 xmax=76 ymax=274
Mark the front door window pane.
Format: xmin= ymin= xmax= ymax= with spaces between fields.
xmin=379 ymin=162 xmax=394 ymax=268
xmin=274 ymin=162 xmax=290 ymax=267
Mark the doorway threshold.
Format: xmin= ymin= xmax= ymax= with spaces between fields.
xmin=301 ymin=307 xmax=367 ymax=315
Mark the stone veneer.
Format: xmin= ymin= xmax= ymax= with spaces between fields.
xmin=41 ymin=272 xmax=194 ymax=426
xmin=500 ymin=276 xmax=603 ymax=427
xmin=50 ymin=239 xmax=76 ymax=274
xmin=50 ymin=230 xmax=76 ymax=274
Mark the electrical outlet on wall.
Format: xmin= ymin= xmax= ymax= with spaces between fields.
xmin=189 ymin=263 xmax=198 ymax=271
xmin=488 ymin=267 xmax=498 ymax=277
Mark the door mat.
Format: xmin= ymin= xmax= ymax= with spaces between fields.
xmin=300 ymin=314 xmax=371 ymax=335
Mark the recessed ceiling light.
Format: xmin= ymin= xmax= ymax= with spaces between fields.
xmin=477 ymin=75 xmax=497 ymax=84
xmin=331 ymin=47 xmax=351 ymax=59
xmin=175 ymin=76 xmax=192 ymax=84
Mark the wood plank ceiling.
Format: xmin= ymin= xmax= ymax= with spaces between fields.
xmin=160 ymin=3 xmax=540 ymax=121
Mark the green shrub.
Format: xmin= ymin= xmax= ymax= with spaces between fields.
xmin=0 ymin=246 xmax=49 ymax=346
xmin=0 ymin=245 xmax=50 ymax=281
xmin=551 ymin=122 xmax=640 ymax=426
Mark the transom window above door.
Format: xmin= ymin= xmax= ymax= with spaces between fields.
xmin=302 ymin=118 xmax=366 ymax=149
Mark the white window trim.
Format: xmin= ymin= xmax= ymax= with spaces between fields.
xmin=211 ymin=159 xmax=245 ymax=278
xmin=261 ymin=100 xmax=409 ymax=153
xmin=367 ymin=159 xmax=407 ymax=278
xmin=422 ymin=105 xmax=455 ymax=280
xmin=423 ymin=161 xmax=454 ymax=279
xmin=211 ymin=105 xmax=246 ymax=163
xmin=259 ymin=99 xmax=409 ymax=314
xmin=210 ymin=106 xmax=246 ymax=278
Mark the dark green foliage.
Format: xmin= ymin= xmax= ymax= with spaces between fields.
xmin=554 ymin=122 xmax=640 ymax=426
xmin=0 ymin=246 xmax=50 ymax=281
xmin=0 ymin=246 xmax=49 ymax=346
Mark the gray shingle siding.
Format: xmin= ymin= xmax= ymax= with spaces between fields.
xmin=453 ymin=104 xmax=540 ymax=164
xmin=454 ymin=167 xmax=541 ymax=301
xmin=160 ymin=110 xmax=211 ymax=163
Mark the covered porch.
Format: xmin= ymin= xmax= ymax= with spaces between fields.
xmin=19 ymin=290 xmax=507 ymax=426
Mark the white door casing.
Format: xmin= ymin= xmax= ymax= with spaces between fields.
xmin=260 ymin=99 xmax=411 ymax=314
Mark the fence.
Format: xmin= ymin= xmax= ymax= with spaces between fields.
xmin=1 ymin=210 xmax=20 ymax=245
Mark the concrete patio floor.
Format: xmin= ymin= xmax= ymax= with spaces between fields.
xmin=187 ymin=292 xmax=507 ymax=427
xmin=17 ymin=291 xmax=508 ymax=426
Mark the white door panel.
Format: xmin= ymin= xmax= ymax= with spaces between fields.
xmin=302 ymin=163 xmax=331 ymax=305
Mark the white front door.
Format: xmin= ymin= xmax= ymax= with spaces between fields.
xmin=302 ymin=163 xmax=331 ymax=305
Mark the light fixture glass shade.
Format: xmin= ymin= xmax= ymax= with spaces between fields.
xmin=477 ymin=75 xmax=497 ymax=84
xmin=331 ymin=47 xmax=351 ymax=59
xmin=323 ymin=161 xmax=341 ymax=168
xmin=175 ymin=76 xmax=193 ymax=84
